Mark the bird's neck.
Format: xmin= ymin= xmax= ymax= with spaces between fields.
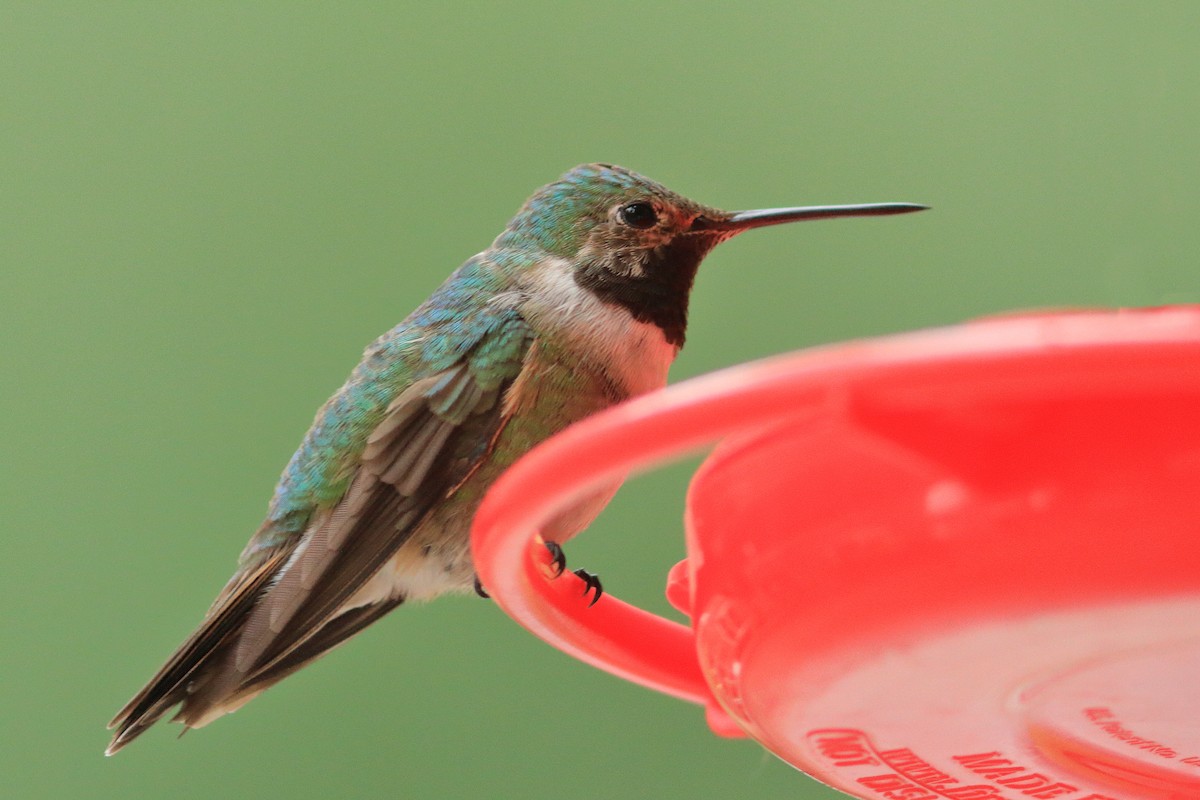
xmin=518 ymin=257 xmax=681 ymax=398
xmin=571 ymin=235 xmax=713 ymax=348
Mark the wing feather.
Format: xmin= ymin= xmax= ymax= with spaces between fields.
xmin=109 ymin=306 xmax=532 ymax=751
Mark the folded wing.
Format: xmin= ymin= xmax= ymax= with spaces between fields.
xmin=108 ymin=308 xmax=531 ymax=753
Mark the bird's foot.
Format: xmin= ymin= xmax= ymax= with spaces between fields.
xmin=543 ymin=542 xmax=602 ymax=606
xmin=543 ymin=541 xmax=568 ymax=577
xmin=573 ymin=568 xmax=603 ymax=607
xmin=473 ymin=575 xmax=490 ymax=599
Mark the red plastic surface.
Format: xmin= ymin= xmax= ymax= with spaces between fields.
xmin=470 ymin=307 xmax=1200 ymax=799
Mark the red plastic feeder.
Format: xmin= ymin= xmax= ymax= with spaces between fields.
xmin=471 ymin=307 xmax=1200 ymax=800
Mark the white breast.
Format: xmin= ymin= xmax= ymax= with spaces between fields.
xmin=514 ymin=257 xmax=679 ymax=396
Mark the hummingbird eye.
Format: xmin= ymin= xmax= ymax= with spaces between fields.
xmin=618 ymin=202 xmax=658 ymax=230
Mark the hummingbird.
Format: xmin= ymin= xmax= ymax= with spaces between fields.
xmin=106 ymin=163 xmax=925 ymax=754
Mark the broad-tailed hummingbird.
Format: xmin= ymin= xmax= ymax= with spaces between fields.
xmin=107 ymin=163 xmax=925 ymax=753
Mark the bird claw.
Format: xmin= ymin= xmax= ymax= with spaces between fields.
xmin=573 ymin=568 xmax=603 ymax=607
xmin=542 ymin=542 xmax=601 ymax=605
xmin=543 ymin=541 xmax=568 ymax=577
xmin=473 ymin=575 xmax=490 ymax=599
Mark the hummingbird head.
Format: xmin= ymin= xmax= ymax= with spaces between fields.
xmin=497 ymin=163 xmax=926 ymax=347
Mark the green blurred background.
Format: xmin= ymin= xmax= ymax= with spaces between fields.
xmin=4 ymin=3 xmax=1198 ymax=798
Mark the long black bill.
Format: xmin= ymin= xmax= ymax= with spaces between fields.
xmin=694 ymin=202 xmax=929 ymax=233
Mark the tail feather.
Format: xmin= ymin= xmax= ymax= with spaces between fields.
xmin=106 ymin=550 xmax=287 ymax=755
xmin=106 ymin=545 xmax=404 ymax=755
xmin=172 ymin=596 xmax=406 ymax=730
